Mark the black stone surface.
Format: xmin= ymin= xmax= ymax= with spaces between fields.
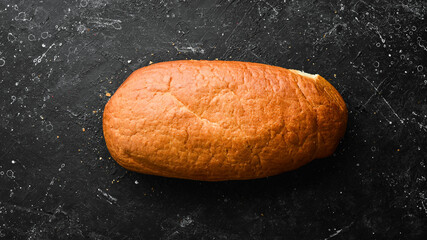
xmin=0 ymin=0 xmax=426 ymax=239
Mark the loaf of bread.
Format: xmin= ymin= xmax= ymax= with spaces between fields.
xmin=103 ymin=60 xmax=347 ymax=181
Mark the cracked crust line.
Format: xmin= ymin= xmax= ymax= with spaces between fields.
xmin=165 ymin=91 xmax=223 ymax=128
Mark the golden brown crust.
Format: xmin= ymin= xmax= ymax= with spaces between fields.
xmin=102 ymin=60 xmax=347 ymax=181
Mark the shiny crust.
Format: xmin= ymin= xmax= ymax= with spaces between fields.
xmin=103 ymin=60 xmax=347 ymax=181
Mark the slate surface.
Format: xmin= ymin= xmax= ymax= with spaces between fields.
xmin=0 ymin=0 xmax=426 ymax=239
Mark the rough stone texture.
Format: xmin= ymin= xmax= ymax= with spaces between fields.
xmin=0 ymin=0 xmax=426 ymax=239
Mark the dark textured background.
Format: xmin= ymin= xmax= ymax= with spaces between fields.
xmin=0 ymin=0 xmax=426 ymax=239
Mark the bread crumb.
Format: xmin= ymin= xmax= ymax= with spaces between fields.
xmin=57 ymin=136 xmax=59 ymax=139
xmin=334 ymin=74 xmax=337 ymax=78
xmin=149 ymin=61 xmax=153 ymax=65
xmin=105 ymin=92 xmax=111 ymax=97
xmin=82 ymin=128 xmax=85 ymax=132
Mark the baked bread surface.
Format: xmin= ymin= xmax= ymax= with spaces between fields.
xmin=103 ymin=60 xmax=347 ymax=181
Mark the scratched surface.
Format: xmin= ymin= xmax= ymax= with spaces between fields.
xmin=0 ymin=0 xmax=426 ymax=239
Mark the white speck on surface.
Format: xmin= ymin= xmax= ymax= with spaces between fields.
xmin=33 ymin=43 xmax=55 ymax=65
xmin=7 ymin=33 xmax=16 ymax=42
xmin=41 ymin=32 xmax=49 ymax=39
xmin=28 ymin=34 xmax=36 ymax=41
xmin=77 ymin=25 xmax=86 ymax=34
xmin=97 ymin=188 xmax=118 ymax=204
xmin=10 ymin=95 xmax=16 ymax=104
xmin=80 ymin=0 xmax=88 ymax=8
xmin=45 ymin=121 xmax=53 ymax=132
xmin=179 ymin=216 xmax=193 ymax=227
xmin=14 ymin=12 xmax=28 ymax=21
xmin=417 ymin=122 xmax=427 ymax=132
xmin=85 ymin=17 xmax=122 ymax=30
xmin=376 ymin=30 xmax=385 ymax=43
xmin=6 ymin=170 xmax=15 ymax=179
xmin=135 ymin=180 xmax=139 ymax=184
xmin=380 ymin=95 xmax=405 ymax=124
xmin=421 ymin=201 xmax=427 ymax=214
xmin=49 ymin=177 xmax=55 ymax=185
xmin=417 ymin=37 xmax=427 ymax=51
xmin=58 ymin=163 xmax=65 ymax=171
xmin=174 ymin=44 xmax=205 ymax=54
xmin=324 ymin=222 xmax=353 ymax=240
xmin=373 ymin=61 xmax=379 ymax=68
